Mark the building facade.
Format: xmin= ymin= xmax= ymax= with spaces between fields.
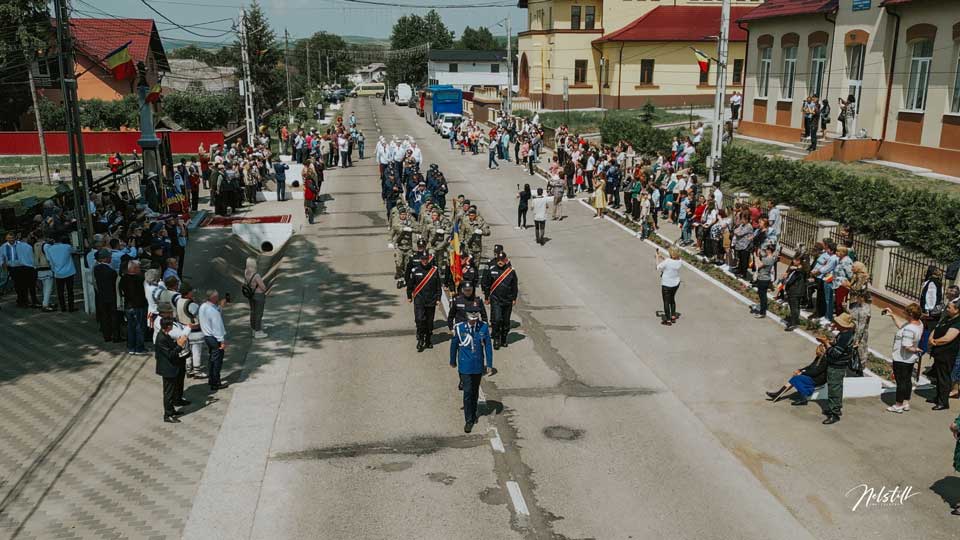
xmin=516 ymin=0 xmax=763 ymax=110
xmin=40 ymin=18 xmax=168 ymax=103
xmin=427 ymin=50 xmax=509 ymax=90
xmin=739 ymin=0 xmax=960 ymax=176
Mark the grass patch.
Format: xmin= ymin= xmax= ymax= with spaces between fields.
xmin=815 ymin=160 xmax=960 ymax=198
xmin=519 ymin=107 xmax=691 ymax=134
xmin=728 ymin=138 xmax=784 ymax=157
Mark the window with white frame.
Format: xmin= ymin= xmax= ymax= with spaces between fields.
xmin=781 ymin=46 xmax=797 ymax=99
xmin=846 ymin=44 xmax=865 ymax=113
xmin=808 ymin=45 xmax=827 ymax=96
xmin=905 ymin=40 xmax=933 ymax=111
xmin=758 ymin=47 xmax=772 ymax=98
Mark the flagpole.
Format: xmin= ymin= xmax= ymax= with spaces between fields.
xmin=708 ymin=0 xmax=731 ymax=186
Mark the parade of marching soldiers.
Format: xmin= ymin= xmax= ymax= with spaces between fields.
xmin=376 ymin=135 xmax=519 ymax=353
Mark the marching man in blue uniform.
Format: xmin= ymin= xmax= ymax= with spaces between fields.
xmin=449 ymin=305 xmax=494 ymax=433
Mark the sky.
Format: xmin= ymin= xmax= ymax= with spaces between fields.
xmin=87 ymin=0 xmax=528 ymax=44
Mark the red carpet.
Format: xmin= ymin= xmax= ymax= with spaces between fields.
xmin=201 ymin=214 xmax=291 ymax=227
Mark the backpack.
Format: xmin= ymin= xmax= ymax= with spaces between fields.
xmin=241 ymin=274 xmax=255 ymax=299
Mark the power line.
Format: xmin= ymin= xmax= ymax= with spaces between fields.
xmin=138 ymin=0 xmax=234 ymax=38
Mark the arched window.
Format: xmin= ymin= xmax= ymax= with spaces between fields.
xmin=808 ymin=45 xmax=827 ymax=96
xmin=906 ymin=39 xmax=934 ymax=111
xmin=781 ymin=33 xmax=799 ymax=99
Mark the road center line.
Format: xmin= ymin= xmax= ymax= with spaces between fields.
xmin=506 ymin=481 xmax=530 ymax=516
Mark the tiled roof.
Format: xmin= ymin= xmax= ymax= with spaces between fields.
xmin=595 ymin=6 xmax=755 ymax=43
xmin=65 ymin=18 xmax=168 ymax=72
xmin=738 ymin=0 xmax=838 ymax=22
xmin=428 ymin=49 xmax=508 ymax=62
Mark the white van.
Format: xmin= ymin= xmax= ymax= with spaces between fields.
xmin=395 ymin=84 xmax=413 ymax=106
xmin=439 ymin=113 xmax=463 ymax=138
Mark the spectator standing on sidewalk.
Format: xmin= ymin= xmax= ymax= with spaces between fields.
xmin=549 ymin=173 xmax=565 ymax=221
xmin=244 ymin=257 xmax=268 ymax=339
xmin=199 ymin=290 xmax=229 ymax=392
xmin=156 ymin=318 xmax=189 ymax=423
xmin=929 ymin=301 xmax=960 ymax=411
xmin=822 ymin=313 xmax=856 ymax=425
xmin=752 ymin=245 xmax=777 ymax=319
xmin=884 ymin=303 xmax=923 ymax=413
xmin=44 ymin=236 xmax=77 ymax=312
xmin=273 ymin=160 xmax=289 ymax=201
xmin=783 ymin=255 xmax=807 ymax=332
xmin=119 ymin=260 xmax=148 ymax=354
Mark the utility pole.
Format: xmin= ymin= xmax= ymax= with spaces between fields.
xmin=284 ymin=28 xmax=293 ymax=120
xmin=53 ymin=0 xmax=91 ymax=246
xmin=708 ymin=0 xmax=731 ymax=186
xmin=306 ymin=40 xmax=311 ymax=88
xmin=506 ymin=16 xmax=513 ymax=113
xmin=325 ymin=55 xmax=330 ymax=82
xmin=239 ymin=9 xmax=256 ymax=147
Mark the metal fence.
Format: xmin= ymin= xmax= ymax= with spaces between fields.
xmin=886 ymin=249 xmax=947 ymax=302
xmin=830 ymin=230 xmax=877 ymax=276
xmin=780 ymin=213 xmax=819 ymax=251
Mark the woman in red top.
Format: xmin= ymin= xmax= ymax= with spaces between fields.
xmin=692 ymin=196 xmax=707 ymax=250
xmin=108 ymin=152 xmax=123 ymax=174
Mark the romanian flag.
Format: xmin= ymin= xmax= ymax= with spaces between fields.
xmin=105 ymin=42 xmax=135 ymax=81
xmin=449 ymin=218 xmax=463 ymax=287
xmin=145 ymin=84 xmax=162 ymax=104
xmin=692 ymin=48 xmax=711 ymax=74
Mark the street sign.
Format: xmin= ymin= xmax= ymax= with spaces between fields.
xmin=852 ymin=0 xmax=870 ymax=11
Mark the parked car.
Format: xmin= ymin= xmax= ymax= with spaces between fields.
xmin=439 ymin=113 xmax=463 ymax=138
xmin=395 ymin=83 xmax=412 ymax=106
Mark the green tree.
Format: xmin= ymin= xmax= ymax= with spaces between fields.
xmin=0 ymin=0 xmax=53 ymax=179
xmin=387 ymin=9 xmax=454 ymax=85
xmin=457 ymin=26 xmax=498 ymax=50
xmin=236 ymin=1 xmax=284 ymax=115
xmin=640 ymin=100 xmax=656 ymax=125
xmin=161 ymin=91 xmax=238 ymax=130
xmin=168 ymin=44 xmax=213 ymax=63
xmin=290 ymin=31 xmax=358 ymax=95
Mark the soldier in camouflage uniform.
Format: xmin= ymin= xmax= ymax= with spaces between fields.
xmin=423 ymin=207 xmax=452 ymax=287
xmin=461 ymin=207 xmax=490 ymax=261
xmin=391 ymin=207 xmax=417 ymax=288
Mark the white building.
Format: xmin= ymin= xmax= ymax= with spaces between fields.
xmin=427 ymin=50 xmax=509 ymax=91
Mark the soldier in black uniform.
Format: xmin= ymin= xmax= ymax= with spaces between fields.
xmin=482 ymin=251 xmax=519 ymax=349
xmin=408 ymin=238 xmax=431 ymax=277
xmin=485 ymin=244 xmax=505 ymax=275
xmin=447 ymin=282 xmax=487 ymax=330
xmin=407 ymin=251 xmax=441 ymax=352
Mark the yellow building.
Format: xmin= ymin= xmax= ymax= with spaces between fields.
xmin=516 ymin=0 xmax=763 ymax=110
xmin=738 ymin=0 xmax=960 ymax=177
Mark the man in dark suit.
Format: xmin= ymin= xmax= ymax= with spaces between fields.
xmin=155 ymin=318 xmax=188 ymax=423
xmin=93 ymin=249 xmax=121 ymax=342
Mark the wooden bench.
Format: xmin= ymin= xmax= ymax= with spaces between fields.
xmin=0 ymin=181 xmax=23 ymax=197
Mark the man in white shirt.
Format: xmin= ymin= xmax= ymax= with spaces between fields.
xmin=199 ymin=289 xmax=229 ymax=391
xmin=531 ymin=188 xmax=549 ymax=245
xmin=730 ymin=91 xmax=743 ymax=121
xmin=713 ymin=186 xmax=724 ymax=210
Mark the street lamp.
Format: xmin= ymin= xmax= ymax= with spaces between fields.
xmin=496 ymin=17 xmax=513 ymax=114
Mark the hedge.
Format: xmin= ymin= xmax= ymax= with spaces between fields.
xmin=719 ymin=146 xmax=960 ymax=262
xmin=599 ymin=116 xmax=672 ymax=156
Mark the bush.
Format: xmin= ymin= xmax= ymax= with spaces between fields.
xmin=599 ymin=115 xmax=671 ymax=155
xmin=161 ymin=91 xmax=238 ymax=130
xmin=719 ymin=146 xmax=960 ymax=262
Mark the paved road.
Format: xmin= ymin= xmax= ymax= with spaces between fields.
xmin=179 ymin=98 xmax=959 ymax=540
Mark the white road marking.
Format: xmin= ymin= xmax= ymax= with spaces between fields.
xmin=440 ymin=290 xmax=450 ymax=315
xmin=478 ymin=386 xmax=486 ymax=404
xmin=506 ymin=481 xmax=530 ymax=516
xmin=489 ymin=427 xmax=505 ymax=453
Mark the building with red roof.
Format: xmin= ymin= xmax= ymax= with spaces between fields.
xmin=516 ymin=0 xmax=764 ymax=110
xmin=40 ymin=18 xmax=168 ymax=104
xmin=737 ymin=0 xmax=960 ymax=177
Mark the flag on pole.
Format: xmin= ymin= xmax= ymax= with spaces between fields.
xmin=145 ymin=83 xmax=162 ymax=104
xmin=105 ymin=42 xmax=135 ymax=81
xmin=450 ymin=219 xmax=463 ymax=287
xmin=692 ymin=48 xmax=711 ymax=74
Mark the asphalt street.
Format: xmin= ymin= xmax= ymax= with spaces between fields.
xmin=184 ymin=98 xmax=960 ymax=540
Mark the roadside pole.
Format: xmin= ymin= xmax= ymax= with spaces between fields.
xmin=506 ymin=16 xmax=513 ymax=114
xmin=239 ymin=9 xmax=256 ymax=147
xmin=708 ymin=0 xmax=731 ymax=186
xmin=284 ymin=28 xmax=293 ymax=123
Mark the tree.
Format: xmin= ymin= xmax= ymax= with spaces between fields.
xmin=236 ymin=1 xmax=284 ymax=115
xmin=168 ymin=44 xmax=213 ymax=63
xmin=387 ymin=9 xmax=454 ymax=86
xmin=0 ymin=0 xmax=52 ymax=181
xmin=457 ymin=26 xmax=498 ymax=51
xmin=290 ymin=32 xmax=357 ymax=96
xmin=161 ymin=91 xmax=238 ymax=130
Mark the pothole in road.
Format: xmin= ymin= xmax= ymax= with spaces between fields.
xmin=479 ymin=486 xmax=508 ymax=505
xmin=426 ymin=472 xmax=457 ymax=485
xmin=369 ymin=461 xmax=413 ymax=472
xmin=543 ymin=425 xmax=584 ymax=441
